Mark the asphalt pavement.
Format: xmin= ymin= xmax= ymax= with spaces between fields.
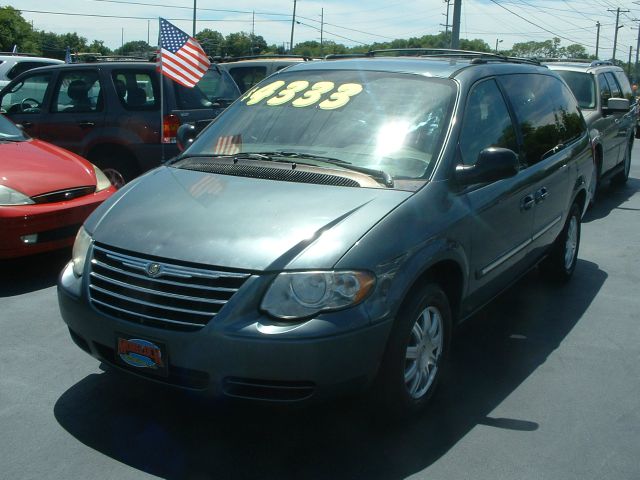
xmin=1 ymin=150 xmax=639 ymax=480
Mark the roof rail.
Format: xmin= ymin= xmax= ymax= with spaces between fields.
xmin=325 ymin=48 xmax=541 ymax=65
xmin=71 ymin=53 xmax=150 ymax=63
xmin=0 ymin=52 xmax=39 ymax=57
xmin=216 ymin=54 xmax=314 ymax=63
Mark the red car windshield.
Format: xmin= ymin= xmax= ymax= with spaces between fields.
xmin=0 ymin=114 xmax=27 ymax=141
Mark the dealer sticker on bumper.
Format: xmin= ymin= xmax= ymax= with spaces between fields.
xmin=117 ymin=336 xmax=168 ymax=376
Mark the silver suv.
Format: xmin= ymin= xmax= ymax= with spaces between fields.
xmin=217 ymin=55 xmax=313 ymax=93
xmin=0 ymin=53 xmax=64 ymax=89
xmin=546 ymin=60 xmax=636 ymax=201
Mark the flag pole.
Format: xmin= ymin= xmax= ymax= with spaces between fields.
xmin=158 ymin=18 xmax=165 ymax=162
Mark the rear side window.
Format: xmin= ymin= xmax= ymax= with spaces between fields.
xmin=500 ymin=74 xmax=585 ymax=166
xmin=612 ymin=70 xmax=633 ymax=100
xmin=196 ymin=69 xmax=240 ymax=104
xmin=7 ymin=61 xmax=56 ymax=80
xmin=228 ymin=66 xmax=267 ymax=93
xmin=112 ymin=71 xmax=158 ymax=110
xmin=0 ymin=72 xmax=51 ymax=114
xmin=459 ymin=79 xmax=518 ymax=166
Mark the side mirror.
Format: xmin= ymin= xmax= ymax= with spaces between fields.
xmin=176 ymin=123 xmax=197 ymax=152
xmin=603 ymin=97 xmax=630 ymax=115
xmin=455 ymin=147 xmax=519 ymax=185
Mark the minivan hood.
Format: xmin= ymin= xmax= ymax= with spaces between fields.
xmin=89 ymin=166 xmax=412 ymax=271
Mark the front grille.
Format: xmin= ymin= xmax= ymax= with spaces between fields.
xmin=32 ymin=186 xmax=95 ymax=204
xmin=88 ymin=244 xmax=251 ymax=330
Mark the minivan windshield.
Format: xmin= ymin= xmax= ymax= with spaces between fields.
xmin=185 ymin=70 xmax=456 ymax=181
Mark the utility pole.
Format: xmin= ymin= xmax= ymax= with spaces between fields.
xmin=290 ymin=0 xmax=297 ymax=54
xmin=441 ymin=0 xmax=451 ymax=36
xmin=495 ymin=38 xmax=503 ymax=54
xmin=193 ymin=0 xmax=197 ymax=37
xmin=450 ymin=0 xmax=461 ymax=49
xmin=596 ymin=21 xmax=601 ymax=59
xmin=629 ymin=46 xmax=633 ymax=76
xmin=320 ymin=8 xmax=324 ymax=57
xmin=147 ymin=20 xmax=150 ymax=46
xmin=121 ymin=28 xmax=124 ymax=48
xmin=251 ymin=11 xmax=255 ymax=54
xmin=633 ymin=19 xmax=640 ymax=82
xmin=609 ymin=7 xmax=629 ymax=61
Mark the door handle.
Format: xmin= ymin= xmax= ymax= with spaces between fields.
xmin=535 ymin=187 xmax=548 ymax=203
xmin=78 ymin=121 xmax=95 ymax=128
xmin=521 ymin=194 xmax=535 ymax=211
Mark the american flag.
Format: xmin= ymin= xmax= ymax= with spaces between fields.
xmin=158 ymin=18 xmax=210 ymax=88
xmin=214 ymin=135 xmax=242 ymax=155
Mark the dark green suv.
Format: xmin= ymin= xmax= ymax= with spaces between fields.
xmin=58 ymin=50 xmax=594 ymax=416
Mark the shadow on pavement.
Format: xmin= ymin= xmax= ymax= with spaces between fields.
xmin=54 ymin=260 xmax=607 ymax=480
xmin=583 ymin=176 xmax=639 ymax=223
xmin=0 ymin=248 xmax=70 ymax=297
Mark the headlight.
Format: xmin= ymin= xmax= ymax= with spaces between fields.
xmin=92 ymin=164 xmax=112 ymax=192
xmin=71 ymin=226 xmax=92 ymax=277
xmin=261 ymin=270 xmax=376 ymax=320
xmin=0 ymin=185 xmax=34 ymax=205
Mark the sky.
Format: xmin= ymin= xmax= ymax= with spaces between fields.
xmin=8 ymin=0 xmax=640 ymax=60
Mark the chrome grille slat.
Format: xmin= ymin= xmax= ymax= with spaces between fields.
xmin=88 ymin=245 xmax=250 ymax=330
xmin=91 ymin=298 xmax=207 ymax=327
xmin=91 ymin=259 xmax=239 ymax=293
xmin=90 ymin=284 xmax=217 ymax=316
xmin=90 ymin=271 xmax=228 ymax=304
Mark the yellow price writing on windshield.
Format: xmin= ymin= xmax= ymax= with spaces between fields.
xmin=243 ymin=80 xmax=363 ymax=109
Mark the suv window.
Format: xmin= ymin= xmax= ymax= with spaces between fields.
xmin=500 ymin=74 xmax=585 ymax=165
xmin=197 ymin=68 xmax=240 ymax=104
xmin=112 ymin=71 xmax=158 ymax=110
xmin=459 ymin=79 xmax=518 ymax=166
xmin=612 ymin=70 xmax=633 ymax=100
xmin=53 ymin=70 xmax=103 ymax=113
xmin=0 ymin=72 xmax=51 ymax=114
xmin=228 ymin=66 xmax=267 ymax=93
xmin=599 ymin=73 xmax=612 ymax=103
xmin=554 ymin=70 xmax=596 ymax=109
xmin=7 ymin=61 xmax=56 ymax=80
xmin=605 ymin=72 xmax=622 ymax=98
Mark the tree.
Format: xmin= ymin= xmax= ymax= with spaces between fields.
xmin=223 ymin=32 xmax=267 ymax=57
xmin=196 ymin=29 xmax=225 ymax=57
xmin=114 ymin=40 xmax=153 ymax=57
xmin=87 ymin=40 xmax=112 ymax=56
xmin=0 ymin=7 xmax=38 ymax=53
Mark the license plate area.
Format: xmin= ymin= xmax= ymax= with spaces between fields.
xmin=116 ymin=333 xmax=169 ymax=377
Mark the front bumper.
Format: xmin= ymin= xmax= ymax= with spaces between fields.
xmin=57 ymin=261 xmax=393 ymax=403
xmin=0 ymin=188 xmax=115 ymax=259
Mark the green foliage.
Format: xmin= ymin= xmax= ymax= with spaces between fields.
xmin=113 ymin=40 xmax=153 ymax=57
xmin=507 ymin=37 xmax=595 ymax=60
xmin=0 ymin=6 xmax=38 ymax=53
xmin=196 ymin=29 xmax=225 ymax=56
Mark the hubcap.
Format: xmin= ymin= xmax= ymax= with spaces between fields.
xmin=564 ymin=215 xmax=578 ymax=270
xmin=404 ymin=305 xmax=443 ymax=399
xmin=102 ymin=168 xmax=126 ymax=189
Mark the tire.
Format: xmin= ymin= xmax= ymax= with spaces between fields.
xmin=588 ymin=156 xmax=601 ymax=208
xmin=374 ymin=283 xmax=452 ymax=416
xmin=540 ymin=202 xmax=581 ymax=282
xmin=612 ymin=141 xmax=631 ymax=186
xmin=89 ymin=149 xmax=137 ymax=189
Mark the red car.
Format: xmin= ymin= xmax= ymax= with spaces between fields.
xmin=0 ymin=114 xmax=115 ymax=259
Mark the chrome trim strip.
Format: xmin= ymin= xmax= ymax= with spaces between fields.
xmin=532 ymin=215 xmax=562 ymax=241
xmin=91 ymin=259 xmax=239 ymax=293
xmin=89 ymin=284 xmax=217 ymax=316
xmin=90 ymin=298 xmax=208 ymax=327
xmin=90 ymin=272 xmax=227 ymax=304
xmin=480 ymin=238 xmax=532 ymax=277
xmin=93 ymin=245 xmax=250 ymax=280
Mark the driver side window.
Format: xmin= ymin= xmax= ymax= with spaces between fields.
xmin=0 ymin=73 xmax=51 ymax=114
xmin=459 ymin=79 xmax=518 ymax=166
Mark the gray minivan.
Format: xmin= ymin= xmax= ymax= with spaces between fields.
xmin=58 ymin=51 xmax=593 ymax=416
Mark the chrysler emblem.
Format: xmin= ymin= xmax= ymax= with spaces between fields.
xmin=146 ymin=263 xmax=162 ymax=277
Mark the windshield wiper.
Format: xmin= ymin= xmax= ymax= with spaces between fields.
xmin=250 ymin=151 xmax=394 ymax=187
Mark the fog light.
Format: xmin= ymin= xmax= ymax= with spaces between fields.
xmin=20 ymin=234 xmax=38 ymax=244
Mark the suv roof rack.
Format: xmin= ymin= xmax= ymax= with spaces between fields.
xmin=539 ymin=57 xmax=610 ymax=67
xmin=71 ymin=53 xmax=150 ymax=63
xmin=325 ymin=48 xmax=541 ymax=65
xmin=215 ymin=54 xmax=314 ymax=63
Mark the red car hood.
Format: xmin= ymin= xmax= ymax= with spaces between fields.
xmin=1 ymin=139 xmax=96 ymax=197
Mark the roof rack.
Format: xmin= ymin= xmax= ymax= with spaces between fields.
xmin=215 ymin=54 xmax=314 ymax=63
xmin=71 ymin=53 xmax=150 ymax=63
xmin=325 ymin=48 xmax=541 ymax=66
xmin=0 ymin=52 xmax=39 ymax=57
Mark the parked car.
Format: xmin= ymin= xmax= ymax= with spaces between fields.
xmin=0 ymin=61 xmax=240 ymax=188
xmin=0 ymin=113 xmax=115 ymax=259
xmin=546 ymin=60 xmax=636 ymax=202
xmin=58 ymin=51 xmax=593 ymax=416
xmin=0 ymin=52 xmax=64 ymax=89
xmin=217 ymin=55 xmax=313 ymax=93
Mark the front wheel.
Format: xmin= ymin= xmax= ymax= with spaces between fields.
xmin=612 ymin=141 xmax=631 ymax=186
xmin=540 ymin=202 xmax=581 ymax=282
xmin=374 ymin=283 xmax=452 ymax=415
